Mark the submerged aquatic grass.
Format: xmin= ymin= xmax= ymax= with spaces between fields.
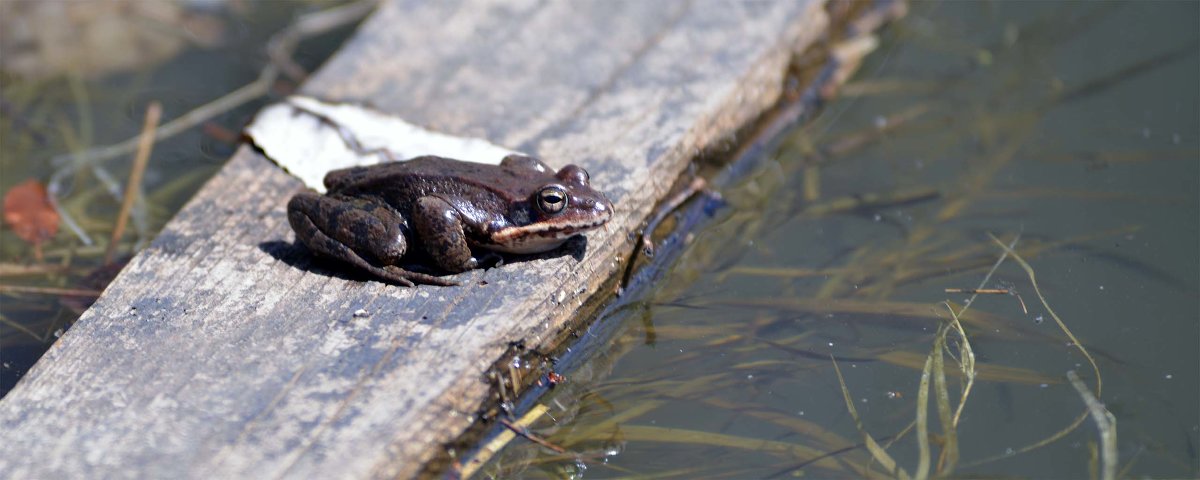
xmin=831 ymin=236 xmax=1113 ymax=478
xmin=469 ymin=1 xmax=1197 ymax=477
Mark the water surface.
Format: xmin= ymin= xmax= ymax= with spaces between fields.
xmin=479 ymin=2 xmax=1199 ymax=478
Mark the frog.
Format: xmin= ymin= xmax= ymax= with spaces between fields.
xmin=286 ymin=154 xmax=613 ymax=286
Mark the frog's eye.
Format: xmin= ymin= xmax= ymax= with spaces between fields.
xmin=537 ymin=185 xmax=568 ymax=214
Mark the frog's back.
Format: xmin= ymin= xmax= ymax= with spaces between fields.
xmin=323 ymin=158 xmax=418 ymax=192
xmin=328 ymin=156 xmax=537 ymax=194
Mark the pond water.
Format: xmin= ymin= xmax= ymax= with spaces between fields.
xmin=0 ymin=1 xmax=361 ymax=397
xmin=476 ymin=2 xmax=1199 ymax=478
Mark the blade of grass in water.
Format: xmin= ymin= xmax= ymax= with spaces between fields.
xmin=832 ymin=355 xmax=911 ymax=480
xmin=711 ymin=297 xmax=1025 ymax=339
xmin=987 ymin=233 xmax=1101 ymax=395
xmin=960 ymin=234 xmax=1105 ymax=468
xmin=931 ymin=320 xmax=959 ymax=475
xmin=1067 ymin=370 xmax=1117 ymax=480
xmin=877 ymin=350 xmax=1058 ymax=385
xmin=702 ymin=397 xmax=858 ymax=453
xmin=569 ymin=423 xmax=856 ymax=475
xmin=826 ymin=233 xmax=1099 ymax=478
xmin=942 ymin=303 xmax=976 ymax=437
xmin=914 ymin=339 xmax=933 ymax=480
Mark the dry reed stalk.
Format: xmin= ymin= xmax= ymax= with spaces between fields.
xmin=105 ymin=102 xmax=161 ymax=264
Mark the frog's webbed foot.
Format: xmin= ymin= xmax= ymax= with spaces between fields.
xmin=381 ymin=265 xmax=459 ymax=286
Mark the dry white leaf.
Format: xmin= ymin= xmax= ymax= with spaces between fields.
xmin=246 ymin=96 xmax=518 ymax=192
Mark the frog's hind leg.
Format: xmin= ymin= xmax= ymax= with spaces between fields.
xmin=287 ymin=192 xmax=457 ymax=286
xmin=288 ymin=208 xmax=456 ymax=286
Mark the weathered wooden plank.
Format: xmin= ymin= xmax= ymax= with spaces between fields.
xmin=0 ymin=0 xmax=828 ymax=478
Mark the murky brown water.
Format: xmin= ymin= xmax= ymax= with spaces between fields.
xmin=475 ymin=2 xmax=1199 ymax=478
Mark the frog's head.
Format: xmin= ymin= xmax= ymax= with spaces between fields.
xmin=491 ymin=164 xmax=613 ymax=254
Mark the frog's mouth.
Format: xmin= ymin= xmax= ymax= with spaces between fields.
xmin=487 ymin=216 xmax=610 ymax=254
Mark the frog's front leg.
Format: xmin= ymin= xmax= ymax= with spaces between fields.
xmin=411 ymin=196 xmax=478 ymax=273
xmin=286 ymin=192 xmax=455 ymax=286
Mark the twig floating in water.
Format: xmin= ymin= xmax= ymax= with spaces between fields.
xmin=458 ymin=403 xmax=552 ymax=478
xmin=497 ymin=416 xmax=567 ymax=455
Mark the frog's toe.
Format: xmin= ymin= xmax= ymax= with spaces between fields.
xmin=382 ymin=266 xmax=459 ymax=286
xmin=374 ymin=267 xmax=416 ymax=287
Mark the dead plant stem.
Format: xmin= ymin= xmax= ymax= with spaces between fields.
xmin=106 ymin=102 xmax=161 ymax=264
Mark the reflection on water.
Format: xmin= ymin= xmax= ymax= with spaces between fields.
xmin=480 ymin=2 xmax=1198 ymax=478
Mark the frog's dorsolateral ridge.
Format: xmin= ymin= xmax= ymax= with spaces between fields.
xmin=287 ymin=155 xmax=613 ymax=286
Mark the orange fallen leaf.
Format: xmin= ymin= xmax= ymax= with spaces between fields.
xmin=3 ymin=179 xmax=60 ymax=260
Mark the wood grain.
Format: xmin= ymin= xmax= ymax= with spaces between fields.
xmin=0 ymin=0 xmax=828 ymax=478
